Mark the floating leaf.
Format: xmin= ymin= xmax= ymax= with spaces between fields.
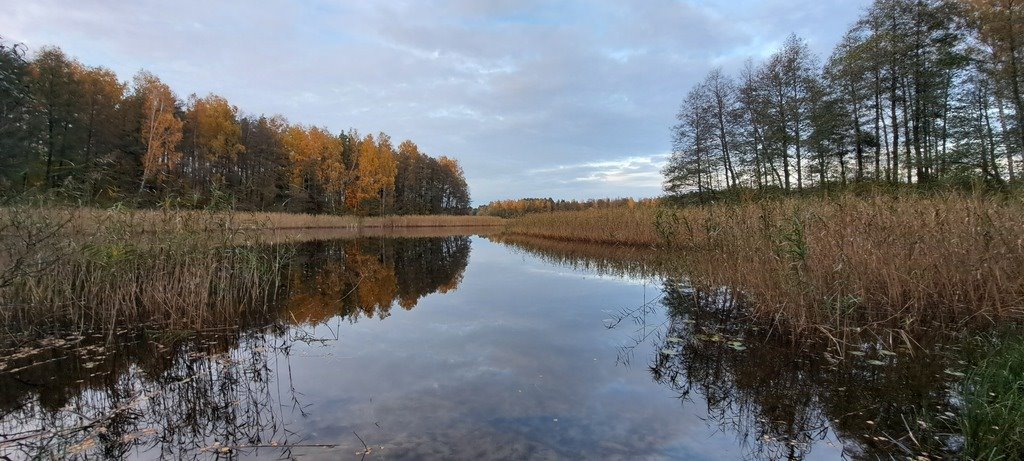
xmin=727 ymin=341 xmax=747 ymax=351
xmin=944 ymin=369 xmax=966 ymax=378
xmin=866 ymin=359 xmax=886 ymax=366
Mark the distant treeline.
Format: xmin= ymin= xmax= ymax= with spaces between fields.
xmin=0 ymin=42 xmax=470 ymax=215
xmin=665 ymin=0 xmax=1024 ymax=195
xmin=477 ymin=197 xmax=659 ymax=218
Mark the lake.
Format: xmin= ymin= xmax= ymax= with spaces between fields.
xmin=0 ymin=234 xmax=962 ymax=459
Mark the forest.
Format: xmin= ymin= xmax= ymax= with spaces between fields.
xmin=0 ymin=43 xmax=471 ymax=215
xmin=664 ymin=0 xmax=1024 ymax=195
xmin=477 ymin=197 xmax=660 ymax=218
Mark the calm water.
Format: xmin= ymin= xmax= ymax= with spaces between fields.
xmin=0 ymin=235 xmax=962 ymax=460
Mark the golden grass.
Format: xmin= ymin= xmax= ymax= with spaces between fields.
xmin=0 ymin=206 xmax=286 ymax=336
xmin=503 ymin=193 xmax=1024 ymax=334
xmin=0 ymin=206 xmax=499 ymax=336
xmin=59 ymin=208 xmax=504 ymax=234
xmin=258 ymin=225 xmax=500 ymax=244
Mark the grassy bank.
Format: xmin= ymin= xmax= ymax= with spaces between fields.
xmin=0 ymin=206 xmax=282 ymax=338
xmin=503 ymin=193 xmax=1024 ymax=334
xmin=55 ymin=208 xmax=504 ymax=234
xmin=959 ymin=334 xmax=1024 ymax=459
xmin=0 ymin=204 xmax=501 ymax=337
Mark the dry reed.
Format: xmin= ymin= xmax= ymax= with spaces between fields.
xmin=504 ymin=193 xmax=1024 ymax=334
xmin=58 ymin=208 xmax=504 ymax=234
xmin=0 ymin=206 xmax=287 ymax=336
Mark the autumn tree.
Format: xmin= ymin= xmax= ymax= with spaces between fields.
xmin=73 ymin=65 xmax=132 ymax=197
xmin=282 ymin=124 xmax=348 ymax=213
xmin=180 ymin=94 xmax=245 ymax=197
xmin=134 ymin=71 xmax=183 ymax=194
xmin=1 ymin=42 xmax=471 ymax=214
xmin=347 ymin=133 xmax=397 ymax=215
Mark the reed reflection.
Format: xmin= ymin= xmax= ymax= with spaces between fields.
xmin=495 ymin=237 xmax=964 ymax=460
xmin=644 ymin=280 xmax=959 ymax=460
xmin=0 ymin=236 xmax=471 ymax=459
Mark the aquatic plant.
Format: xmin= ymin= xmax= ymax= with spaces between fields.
xmin=959 ymin=336 xmax=1024 ymax=459
xmin=503 ymin=192 xmax=1024 ymax=335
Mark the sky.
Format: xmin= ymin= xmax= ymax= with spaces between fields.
xmin=2 ymin=0 xmax=872 ymax=204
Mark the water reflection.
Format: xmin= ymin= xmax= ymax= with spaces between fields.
xmin=0 ymin=236 xmax=470 ymax=459
xmin=503 ymin=237 xmax=964 ymax=459
xmin=0 ymin=329 xmax=286 ymax=459
xmin=647 ymin=279 xmax=960 ymax=459
xmin=0 ymin=235 xmax=967 ymax=460
xmin=282 ymin=236 xmax=470 ymax=323
xmin=487 ymin=234 xmax=679 ymax=280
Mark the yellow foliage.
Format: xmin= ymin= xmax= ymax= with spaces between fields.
xmin=347 ymin=133 xmax=398 ymax=214
xmin=135 ymin=71 xmax=184 ymax=185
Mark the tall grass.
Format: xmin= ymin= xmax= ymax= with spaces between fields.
xmin=959 ymin=335 xmax=1024 ymax=459
xmin=61 ymin=208 xmax=504 ymax=233
xmin=0 ymin=205 xmax=288 ymax=337
xmin=504 ymin=193 xmax=1024 ymax=334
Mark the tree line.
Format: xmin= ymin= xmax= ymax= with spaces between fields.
xmin=477 ymin=197 xmax=660 ymax=218
xmin=664 ymin=0 xmax=1024 ymax=195
xmin=0 ymin=42 xmax=470 ymax=215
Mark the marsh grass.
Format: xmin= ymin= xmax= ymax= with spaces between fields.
xmin=504 ymin=193 xmax=1024 ymax=335
xmin=0 ymin=203 xmax=499 ymax=338
xmin=958 ymin=335 xmax=1024 ymax=459
xmin=66 ymin=208 xmax=504 ymax=233
xmin=0 ymin=204 xmax=289 ymax=338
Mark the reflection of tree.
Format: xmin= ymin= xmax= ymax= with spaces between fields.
xmin=647 ymin=279 xmax=958 ymax=460
xmin=0 ymin=329 xmax=300 ymax=459
xmin=487 ymin=234 xmax=680 ymax=280
xmin=494 ymin=237 xmax=965 ymax=459
xmin=0 ymin=236 xmax=472 ymax=458
xmin=281 ymin=236 xmax=470 ymax=324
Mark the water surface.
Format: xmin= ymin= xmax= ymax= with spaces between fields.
xmin=0 ymin=235 xmax=961 ymax=459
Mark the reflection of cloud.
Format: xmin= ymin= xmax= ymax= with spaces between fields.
xmin=282 ymin=239 xmax=744 ymax=460
xmin=2 ymin=0 xmax=871 ymax=203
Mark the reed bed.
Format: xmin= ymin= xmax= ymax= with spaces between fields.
xmin=233 ymin=211 xmax=502 ymax=230
xmin=58 ymin=208 xmax=504 ymax=234
xmin=0 ymin=206 xmax=287 ymax=337
xmin=504 ymin=193 xmax=1024 ymax=334
xmin=259 ymin=225 xmax=500 ymax=244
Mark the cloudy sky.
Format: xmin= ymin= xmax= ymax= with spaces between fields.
xmin=3 ymin=0 xmax=871 ymax=204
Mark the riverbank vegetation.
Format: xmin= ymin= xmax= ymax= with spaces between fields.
xmin=503 ymin=192 xmax=1024 ymax=335
xmin=0 ymin=203 xmax=287 ymax=339
xmin=56 ymin=207 xmax=502 ymax=234
xmin=958 ymin=333 xmax=1024 ymax=459
xmin=477 ymin=197 xmax=660 ymax=218
xmin=0 ymin=199 xmax=496 ymax=339
xmin=0 ymin=40 xmax=470 ymax=216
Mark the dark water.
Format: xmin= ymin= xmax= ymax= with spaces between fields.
xmin=0 ymin=236 xmax=963 ymax=460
